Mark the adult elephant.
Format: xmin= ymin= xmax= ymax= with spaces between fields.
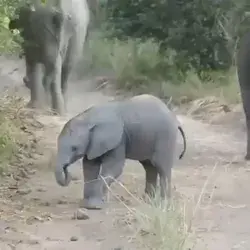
xmin=237 ymin=31 xmax=250 ymax=160
xmin=9 ymin=0 xmax=90 ymax=115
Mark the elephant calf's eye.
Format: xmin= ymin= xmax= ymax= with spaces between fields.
xmin=71 ymin=146 xmax=77 ymax=152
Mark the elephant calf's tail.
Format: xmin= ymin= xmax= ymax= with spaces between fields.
xmin=178 ymin=126 xmax=186 ymax=159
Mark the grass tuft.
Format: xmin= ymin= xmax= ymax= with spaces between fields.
xmin=133 ymin=194 xmax=191 ymax=250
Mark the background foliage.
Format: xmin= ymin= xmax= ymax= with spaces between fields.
xmin=0 ymin=0 xmax=249 ymax=103
xmin=104 ymin=0 xmax=250 ymax=71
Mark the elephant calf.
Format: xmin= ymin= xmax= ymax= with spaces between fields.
xmin=54 ymin=94 xmax=187 ymax=209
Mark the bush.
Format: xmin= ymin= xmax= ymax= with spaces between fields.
xmin=105 ymin=0 xmax=250 ymax=71
xmin=0 ymin=0 xmax=25 ymax=54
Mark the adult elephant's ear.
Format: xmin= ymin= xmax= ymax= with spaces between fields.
xmin=86 ymin=116 xmax=124 ymax=160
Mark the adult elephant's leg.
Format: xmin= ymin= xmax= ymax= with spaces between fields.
xmin=140 ymin=160 xmax=158 ymax=198
xmin=61 ymin=60 xmax=72 ymax=112
xmin=61 ymin=37 xmax=78 ymax=111
xmin=50 ymin=55 xmax=65 ymax=115
xmin=26 ymin=63 xmax=44 ymax=109
xmin=240 ymin=88 xmax=250 ymax=160
xmin=43 ymin=69 xmax=53 ymax=109
xmin=23 ymin=56 xmax=32 ymax=89
xmin=82 ymin=158 xmax=103 ymax=210
xmin=237 ymin=33 xmax=250 ymax=160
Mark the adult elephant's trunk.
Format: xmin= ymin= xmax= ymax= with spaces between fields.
xmin=55 ymin=163 xmax=72 ymax=186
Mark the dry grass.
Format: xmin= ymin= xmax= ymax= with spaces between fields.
xmin=0 ymin=92 xmax=43 ymax=176
xmin=100 ymin=160 xmax=219 ymax=250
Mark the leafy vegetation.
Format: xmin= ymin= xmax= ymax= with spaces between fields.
xmin=74 ymin=0 xmax=247 ymax=105
xmin=104 ymin=0 xmax=249 ymax=71
xmin=0 ymin=0 xmax=247 ymax=104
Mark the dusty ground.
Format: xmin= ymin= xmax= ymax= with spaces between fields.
xmin=0 ymin=56 xmax=250 ymax=250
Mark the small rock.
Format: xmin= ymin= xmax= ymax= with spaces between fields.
xmin=28 ymin=169 xmax=36 ymax=175
xmin=37 ymin=188 xmax=47 ymax=192
xmin=97 ymin=238 xmax=105 ymax=242
xmin=26 ymin=216 xmax=44 ymax=225
xmin=41 ymin=201 xmax=50 ymax=206
xmin=72 ymin=209 xmax=89 ymax=220
xmin=28 ymin=239 xmax=40 ymax=245
xmin=31 ymin=197 xmax=40 ymax=202
xmin=57 ymin=199 xmax=68 ymax=204
xmin=19 ymin=168 xmax=30 ymax=178
xmin=16 ymin=188 xmax=31 ymax=195
xmin=71 ymin=175 xmax=80 ymax=181
xmin=70 ymin=236 xmax=78 ymax=241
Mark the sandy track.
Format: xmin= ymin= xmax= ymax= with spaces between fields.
xmin=0 ymin=56 xmax=250 ymax=250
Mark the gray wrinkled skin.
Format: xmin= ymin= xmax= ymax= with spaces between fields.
xmin=54 ymin=94 xmax=187 ymax=210
xmin=237 ymin=31 xmax=250 ymax=160
xmin=9 ymin=0 xmax=89 ymax=115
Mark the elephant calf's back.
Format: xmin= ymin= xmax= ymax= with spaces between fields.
xmin=121 ymin=96 xmax=178 ymax=160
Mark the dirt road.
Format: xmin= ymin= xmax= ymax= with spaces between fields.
xmin=0 ymin=56 xmax=250 ymax=250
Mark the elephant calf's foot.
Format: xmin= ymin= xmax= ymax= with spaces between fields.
xmin=81 ymin=197 xmax=104 ymax=210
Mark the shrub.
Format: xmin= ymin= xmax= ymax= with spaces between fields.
xmin=0 ymin=0 xmax=26 ymax=54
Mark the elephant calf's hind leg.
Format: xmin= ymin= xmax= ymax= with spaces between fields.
xmin=140 ymin=160 xmax=158 ymax=198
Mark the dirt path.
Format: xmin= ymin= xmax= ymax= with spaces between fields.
xmin=0 ymin=56 xmax=250 ymax=250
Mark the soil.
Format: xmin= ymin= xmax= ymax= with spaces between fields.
xmin=0 ymin=55 xmax=250 ymax=250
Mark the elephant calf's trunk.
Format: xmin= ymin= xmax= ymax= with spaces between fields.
xmin=55 ymin=166 xmax=72 ymax=186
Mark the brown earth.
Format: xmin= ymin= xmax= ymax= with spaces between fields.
xmin=0 ymin=56 xmax=250 ymax=250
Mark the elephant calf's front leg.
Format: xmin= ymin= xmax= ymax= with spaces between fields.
xmin=99 ymin=144 xmax=126 ymax=196
xmin=82 ymin=158 xmax=103 ymax=210
xmin=82 ymin=144 xmax=126 ymax=210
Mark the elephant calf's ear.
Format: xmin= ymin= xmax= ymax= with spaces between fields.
xmin=86 ymin=119 xmax=124 ymax=160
